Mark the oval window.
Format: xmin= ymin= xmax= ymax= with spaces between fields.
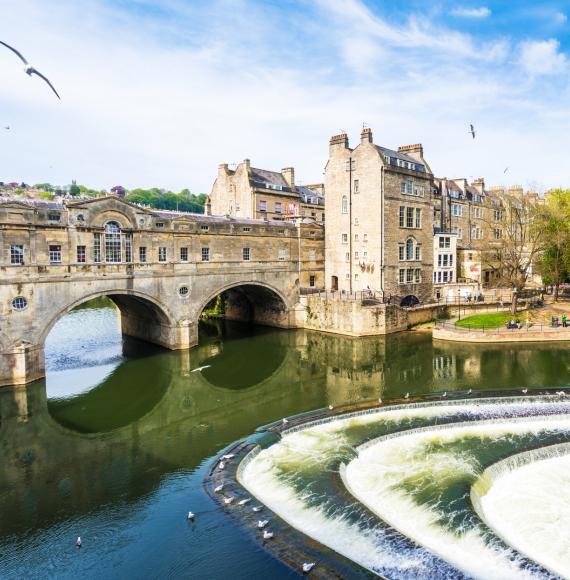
xmin=12 ymin=296 xmax=28 ymax=311
xmin=179 ymin=286 xmax=189 ymax=297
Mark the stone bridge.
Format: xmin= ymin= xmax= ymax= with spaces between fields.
xmin=0 ymin=196 xmax=324 ymax=386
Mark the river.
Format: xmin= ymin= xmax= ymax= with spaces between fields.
xmin=2 ymin=299 xmax=570 ymax=579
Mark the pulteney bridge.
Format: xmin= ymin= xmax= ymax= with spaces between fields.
xmin=0 ymin=196 xmax=324 ymax=386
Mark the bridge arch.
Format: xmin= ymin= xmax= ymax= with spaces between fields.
xmin=196 ymin=281 xmax=292 ymax=329
xmin=40 ymin=289 xmax=180 ymax=351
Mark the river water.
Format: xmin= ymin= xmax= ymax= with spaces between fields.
xmin=2 ymin=300 xmax=570 ymax=579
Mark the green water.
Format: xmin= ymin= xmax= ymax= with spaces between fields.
xmin=2 ymin=301 xmax=570 ymax=578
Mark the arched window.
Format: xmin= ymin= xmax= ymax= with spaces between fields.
xmin=105 ymin=221 xmax=122 ymax=263
xmin=341 ymin=195 xmax=348 ymax=214
xmin=406 ymin=238 xmax=414 ymax=260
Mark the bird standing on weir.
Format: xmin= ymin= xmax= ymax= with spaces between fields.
xmin=0 ymin=40 xmax=60 ymax=99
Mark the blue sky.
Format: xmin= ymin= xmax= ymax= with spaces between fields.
xmin=2 ymin=0 xmax=570 ymax=192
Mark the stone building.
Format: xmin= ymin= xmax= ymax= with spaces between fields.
xmin=207 ymin=159 xmax=325 ymax=223
xmin=324 ymin=128 xmax=434 ymax=304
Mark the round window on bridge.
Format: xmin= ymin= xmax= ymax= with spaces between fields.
xmin=11 ymin=296 xmax=28 ymax=311
xmin=179 ymin=286 xmax=189 ymax=297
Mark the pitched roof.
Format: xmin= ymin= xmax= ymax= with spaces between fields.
xmin=251 ymin=167 xmax=288 ymax=187
xmin=0 ymin=197 xmax=64 ymax=210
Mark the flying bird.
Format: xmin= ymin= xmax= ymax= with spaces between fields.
xmin=3 ymin=126 xmax=9 ymax=130
xmin=0 ymin=40 xmax=60 ymax=99
xmin=504 ymin=167 xmax=509 ymax=174
xmin=468 ymin=124 xmax=476 ymax=139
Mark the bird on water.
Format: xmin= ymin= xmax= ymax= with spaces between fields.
xmin=302 ymin=562 xmax=316 ymax=573
xmin=0 ymin=40 xmax=60 ymax=99
xmin=76 ymin=537 xmax=82 ymax=548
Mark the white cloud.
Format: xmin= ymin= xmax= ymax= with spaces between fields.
xmin=451 ymin=6 xmax=491 ymax=19
xmin=555 ymin=11 xmax=567 ymax=24
xmin=0 ymin=0 xmax=570 ymax=193
xmin=519 ymin=39 xmax=568 ymax=77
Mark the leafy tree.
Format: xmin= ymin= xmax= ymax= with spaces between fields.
xmin=69 ymin=184 xmax=81 ymax=196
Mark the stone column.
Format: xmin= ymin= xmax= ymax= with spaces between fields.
xmin=0 ymin=342 xmax=45 ymax=387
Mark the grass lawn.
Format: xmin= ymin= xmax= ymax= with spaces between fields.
xmin=455 ymin=312 xmax=514 ymax=329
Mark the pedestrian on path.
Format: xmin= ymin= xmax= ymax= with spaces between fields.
xmin=563 ymin=313 xmax=567 ymax=328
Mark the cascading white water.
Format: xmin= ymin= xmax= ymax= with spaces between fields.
xmin=474 ymin=444 xmax=570 ymax=579
xmin=240 ymin=398 xmax=570 ymax=579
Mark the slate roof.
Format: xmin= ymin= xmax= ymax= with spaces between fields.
xmin=251 ymin=168 xmax=288 ymax=187
xmin=0 ymin=197 xmax=64 ymax=210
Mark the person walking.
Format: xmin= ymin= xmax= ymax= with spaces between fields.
xmin=563 ymin=313 xmax=567 ymax=328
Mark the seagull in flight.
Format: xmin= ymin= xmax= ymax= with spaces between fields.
xmin=0 ymin=40 xmax=61 ymax=99
xmin=468 ymin=124 xmax=476 ymax=139
xmin=3 ymin=126 xmax=9 ymax=130
xmin=504 ymin=167 xmax=509 ymax=174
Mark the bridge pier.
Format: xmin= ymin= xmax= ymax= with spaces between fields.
xmin=0 ymin=342 xmax=45 ymax=388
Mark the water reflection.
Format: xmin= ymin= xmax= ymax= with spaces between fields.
xmin=2 ymin=304 xmax=570 ymax=578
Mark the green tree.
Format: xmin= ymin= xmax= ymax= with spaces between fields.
xmin=69 ymin=184 xmax=81 ymax=196
xmin=535 ymin=189 xmax=570 ymax=300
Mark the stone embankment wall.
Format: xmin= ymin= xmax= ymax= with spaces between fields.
xmin=299 ymin=295 xmax=409 ymax=336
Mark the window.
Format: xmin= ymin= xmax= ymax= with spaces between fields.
xmin=354 ymin=217 xmax=359 ymax=226
xmin=363 ymin=251 xmax=368 ymax=258
xmin=346 ymin=252 xmax=350 ymax=262
xmin=406 ymin=268 xmax=414 ymax=283
xmin=179 ymin=286 xmax=189 ymax=296
xmin=354 ymin=251 xmax=359 ymax=259
xmin=278 ymin=229 xmax=285 ymax=234
xmin=341 ymin=195 xmax=348 ymax=214
xmin=415 ymin=246 xmax=421 ymax=261
xmin=399 ymin=269 xmax=405 ymax=283
xmin=342 ymin=233 xmax=348 ymax=244
xmin=279 ymin=248 xmax=286 ymax=261
xmin=309 ymin=275 xmax=316 ymax=287
xmin=406 ymin=207 xmax=414 ymax=228
xmin=200 ymin=224 xmax=209 ymax=231
xmin=139 ymin=246 xmax=147 ymax=263
xmin=363 ymin=233 xmax=368 ymax=242
xmin=473 ymin=207 xmax=483 ymax=219
xmin=104 ymin=221 xmax=122 ymax=263
xmin=442 ymin=254 xmax=449 ymax=267
xmin=407 ymin=178 xmax=413 ymax=194
xmin=451 ymin=203 xmax=463 ymax=217
xmin=355 ymin=234 xmax=359 ymax=241
xmin=94 ymin=233 xmax=101 ymax=263
xmin=415 ymin=269 xmax=421 ymax=283
xmin=471 ymin=227 xmax=482 ymax=240
xmin=346 ymin=273 xmax=350 ymax=279
xmin=494 ymin=228 xmax=503 ymax=240
xmin=77 ymin=245 xmax=86 ymax=263
xmin=401 ymin=181 xmax=406 ymax=193
xmin=156 ymin=222 xmax=164 ymax=228
xmin=399 ymin=246 xmax=404 ymax=261
xmin=415 ymin=208 xmax=421 ymax=229
xmin=243 ymin=227 xmax=251 ymax=232
xmin=11 ymin=296 xmax=27 ymax=311
xmin=48 ymin=213 xmax=60 ymax=221
xmin=158 ymin=247 xmax=167 ymax=262
xmin=201 ymin=247 xmax=210 ymax=262
xmin=309 ymin=249 xmax=316 ymax=261
xmin=406 ymin=239 xmax=414 ymax=260
xmin=453 ymin=226 xmax=463 ymax=240
xmin=243 ymin=247 xmax=251 ymax=261
xmin=76 ymin=214 xmax=85 ymax=222
xmin=437 ymin=271 xmax=442 ymax=283
xmin=494 ymin=210 xmax=502 ymax=222
xmin=450 ymin=254 xmax=454 ymax=266
xmin=259 ymin=200 xmax=267 ymax=212
xmin=49 ymin=245 xmax=61 ymax=263
xmin=354 ymin=274 xmax=359 ymax=281
xmin=275 ymin=202 xmax=282 ymax=214
xmin=125 ymin=233 xmax=132 ymax=263
xmin=468 ymin=253 xmax=473 ymax=260
xmin=322 ymin=213 xmax=325 ymax=221
xmin=399 ymin=206 xmax=405 ymax=227
xmin=354 ymin=179 xmax=359 ymax=194
xmin=180 ymin=247 xmax=189 ymax=262
xmin=439 ymin=236 xmax=450 ymax=249
xmin=10 ymin=244 xmax=24 ymax=265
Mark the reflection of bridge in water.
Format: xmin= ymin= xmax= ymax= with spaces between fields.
xmin=2 ymin=326 xmax=570 ymax=539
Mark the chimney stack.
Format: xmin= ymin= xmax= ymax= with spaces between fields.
xmin=329 ymin=132 xmax=349 ymax=155
xmin=360 ymin=127 xmax=373 ymax=144
xmin=398 ymin=143 xmax=424 ymax=160
xmin=472 ymin=177 xmax=485 ymax=194
xmin=281 ymin=167 xmax=295 ymax=188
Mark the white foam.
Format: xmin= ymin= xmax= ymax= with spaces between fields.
xmin=480 ymin=453 xmax=570 ymax=578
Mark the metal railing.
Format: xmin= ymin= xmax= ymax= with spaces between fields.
xmin=435 ymin=320 xmax=569 ymax=334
